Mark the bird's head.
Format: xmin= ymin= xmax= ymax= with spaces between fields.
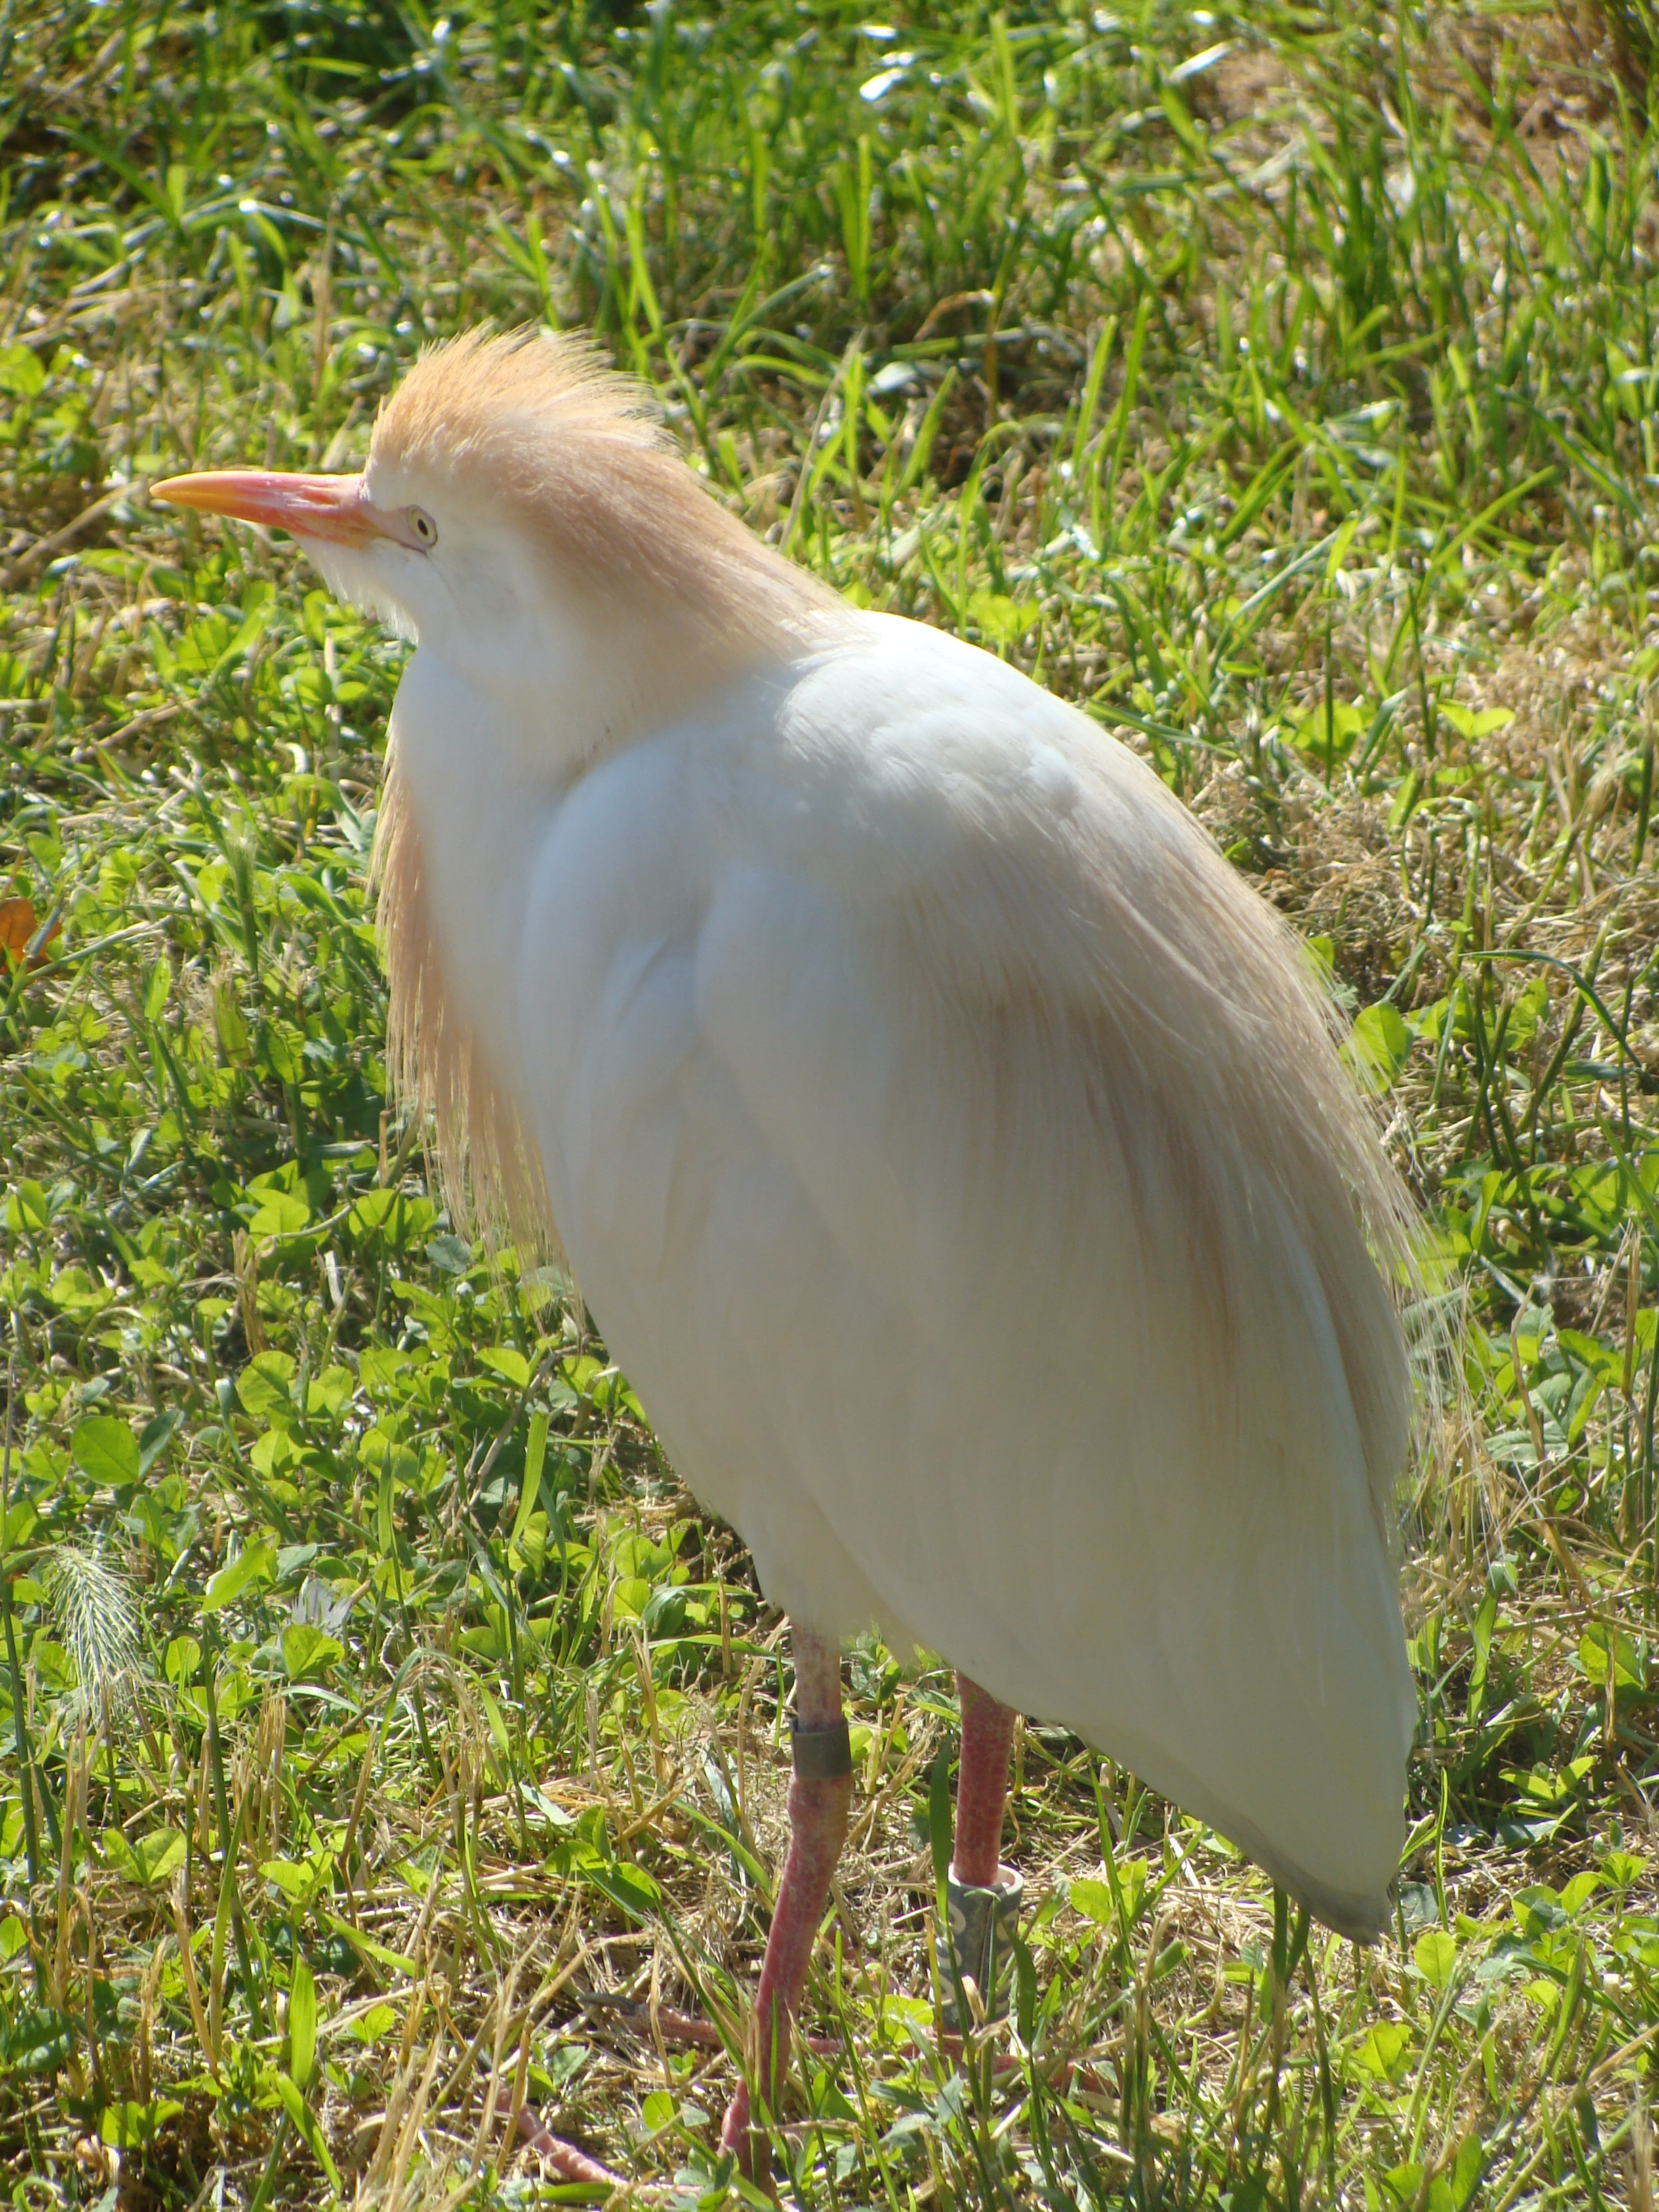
xmin=153 ymin=327 xmax=844 ymax=759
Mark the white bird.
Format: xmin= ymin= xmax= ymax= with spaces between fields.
xmin=156 ymin=327 xmax=1419 ymax=2169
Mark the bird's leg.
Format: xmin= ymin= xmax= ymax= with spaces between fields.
xmin=720 ymin=1628 xmax=852 ymax=2177
xmin=939 ymin=1675 xmax=1021 ymax=2026
xmin=954 ymin=1676 xmax=1016 ymax=1885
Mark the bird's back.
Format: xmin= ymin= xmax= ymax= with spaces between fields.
xmin=452 ymin=611 xmax=1417 ymax=1939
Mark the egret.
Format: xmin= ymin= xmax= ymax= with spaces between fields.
xmin=155 ymin=327 xmax=1420 ymax=2169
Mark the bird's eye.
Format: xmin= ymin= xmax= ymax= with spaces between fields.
xmin=407 ymin=506 xmax=438 ymax=548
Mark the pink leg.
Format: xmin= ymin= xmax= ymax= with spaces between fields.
xmin=720 ymin=1629 xmax=851 ymax=2178
xmin=954 ymin=1675 xmax=1016 ymax=1887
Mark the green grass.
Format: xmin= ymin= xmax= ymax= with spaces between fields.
xmin=1 ymin=1 xmax=1658 ymax=2205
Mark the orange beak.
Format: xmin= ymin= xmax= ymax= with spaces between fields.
xmin=150 ymin=469 xmax=392 ymax=548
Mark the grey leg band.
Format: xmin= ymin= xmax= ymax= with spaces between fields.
xmin=938 ymin=1864 xmax=1024 ymax=2027
xmin=791 ymin=1718 xmax=853 ymax=1780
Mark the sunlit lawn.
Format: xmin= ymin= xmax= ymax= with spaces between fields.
xmin=2 ymin=3 xmax=1658 ymax=2206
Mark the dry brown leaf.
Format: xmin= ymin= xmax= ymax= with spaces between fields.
xmin=0 ymin=895 xmax=62 ymax=968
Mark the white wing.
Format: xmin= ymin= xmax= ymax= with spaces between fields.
xmin=514 ymin=613 xmax=1416 ymax=1939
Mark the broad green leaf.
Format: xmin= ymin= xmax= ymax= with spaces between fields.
xmin=237 ymin=1351 xmax=297 ymax=1418
xmin=1413 ymin=1928 xmax=1457 ymax=1987
xmin=203 ymin=1538 xmax=276 ymax=1612
xmin=1353 ymin=2021 xmax=1413 ymax=2081
xmin=262 ymin=1853 xmax=332 ymax=1906
xmin=281 ymin=1623 xmax=344 ymax=1680
xmin=246 ymin=1187 xmax=310 ymax=1237
xmin=48 ymin=1267 xmax=112 ymax=1316
xmin=1345 ymin=1002 xmax=1411 ymax=1093
xmin=359 ymin=1346 xmax=412 ymax=1397
xmin=1069 ymin=1878 xmax=1115 ymax=1927
xmin=135 ymin=1828 xmax=186 ymax=1886
xmin=1560 ymin=1868 xmax=1604 ymax=1915
xmin=966 ymin=589 xmax=1038 ymax=647
xmin=590 ymin=1369 xmax=646 ymax=1422
xmin=1443 ymin=2133 xmax=1486 ymax=2211
xmin=610 ymin=1574 xmax=651 ymax=1620
xmin=250 ymin=1426 xmax=295 ymax=1478
xmin=346 ymin=1187 xmax=398 ymax=1239
xmin=100 ymin=2098 xmax=184 ymax=2148
xmin=5 ymin=2002 xmax=70 ymax=2074
xmin=1579 ymin=1626 xmax=1643 ymax=1691
xmin=4 ymin=1181 xmax=49 ymax=1232
xmin=103 ymin=1827 xmax=186 ymax=1888
xmin=306 ymin=1365 xmax=354 ymax=1418
xmin=70 ymin=1416 xmax=140 ymax=1488
xmin=1291 ymin=697 xmax=1366 ymax=759
xmin=583 ymin=1855 xmax=661 ymax=1922
xmin=1304 ymin=934 xmax=1336 ymax=986
xmin=1439 ymin=703 xmax=1514 ymax=739
xmin=478 ymin=1345 xmax=530 ymax=1389
xmin=0 ymin=344 xmax=45 ymax=397
xmin=1557 ymin=1328 xmax=1622 ymax=1383
xmin=346 ymin=1188 xmax=434 ymax=1250
xmin=1504 ymin=973 xmax=1549 ymax=1052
